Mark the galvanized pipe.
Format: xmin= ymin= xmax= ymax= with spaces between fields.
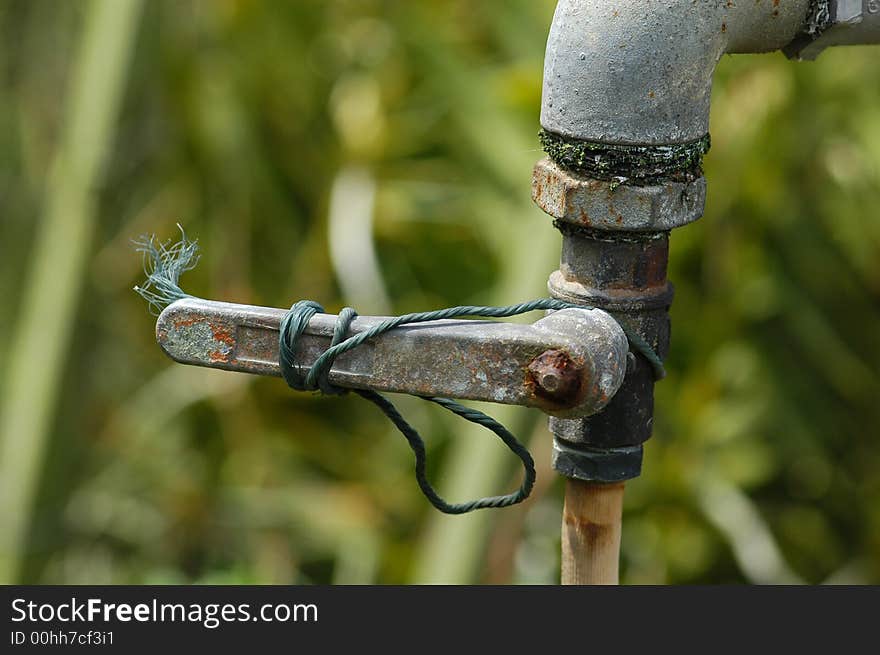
xmin=540 ymin=0 xmax=811 ymax=145
xmin=537 ymin=0 xmax=880 ymax=586
xmin=536 ymin=0 xmax=821 ymax=585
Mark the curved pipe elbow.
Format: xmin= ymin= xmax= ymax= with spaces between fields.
xmin=540 ymin=0 xmax=811 ymax=145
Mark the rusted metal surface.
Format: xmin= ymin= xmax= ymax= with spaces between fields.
xmin=527 ymin=349 xmax=581 ymax=401
xmin=156 ymin=298 xmax=629 ymax=418
xmin=550 ymin=221 xmax=673 ymax=311
xmin=532 ymin=158 xmax=705 ymax=232
xmin=541 ymin=219 xmax=673 ymax=480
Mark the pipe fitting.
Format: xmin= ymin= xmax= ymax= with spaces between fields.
xmin=545 ymin=229 xmax=673 ymax=481
xmin=535 ymin=0 xmax=880 ymax=484
xmin=532 ymin=158 xmax=706 ymax=232
xmin=540 ymin=0 xmax=812 ymax=146
xmin=786 ymin=1 xmax=880 ymax=60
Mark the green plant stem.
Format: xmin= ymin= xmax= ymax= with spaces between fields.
xmin=408 ymin=28 xmax=560 ymax=582
xmin=0 ymin=0 xmax=143 ymax=583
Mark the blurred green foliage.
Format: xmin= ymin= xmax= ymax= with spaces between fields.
xmin=0 ymin=0 xmax=878 ymax=584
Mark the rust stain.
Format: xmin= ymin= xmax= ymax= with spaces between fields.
xmin=526 ymin=349 xmax=582 ymax=405
xmin=577 ymin=206 xmax=592 ymax=226
xmin=173 ymin=316 xmax=203 ymax=329
xmin=721 ymin=22 xmax=727 ymax=33
xmin=641 ymin=240 xmax=670 ymax=288
xmin=206 ymin=322 xmax=235 ymax=364
xmin=648 ymin=90 xmax=655 ymax=98
xmin=208 ymin=350 xmax=229 ymax=363
xmin=605 ymin=191 xmax=623 ymax=224
xmin=209 ymin=322 xmax=236 ymax=347
xmin=595 ymin=384 xmax=609 ymax=406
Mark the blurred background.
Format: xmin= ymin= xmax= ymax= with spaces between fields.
xmin=1 ymin=0 xmax=879 ymax=585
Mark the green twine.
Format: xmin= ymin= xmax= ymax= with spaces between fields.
xmin=134 ymin=230 xmax=665 ymax=514
xmin=279 ymin=301 xmax=536 ymax=514
xmin=132 ymin=226 xmax=197 ymax=315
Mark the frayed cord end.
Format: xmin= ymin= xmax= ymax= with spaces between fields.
xmin=132 ymin=224 xmax=200 ymax=315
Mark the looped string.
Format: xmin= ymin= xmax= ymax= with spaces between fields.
xmin=277 ymin=298 xmax=664 ymax=515
xmin=279 ymin=300 xmax=537 ymax=514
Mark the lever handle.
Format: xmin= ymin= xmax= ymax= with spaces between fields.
xmin=156 ymin=298 xmax=628 ymax=418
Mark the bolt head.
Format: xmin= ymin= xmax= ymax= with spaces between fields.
xmin=539 ymin=372 xmax=561 ymax=393
xmin=527 ymin=349 xmax=581 ymax=402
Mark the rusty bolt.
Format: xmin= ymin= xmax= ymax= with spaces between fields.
xmin=527 ymin=349 xmax=581 ymax=403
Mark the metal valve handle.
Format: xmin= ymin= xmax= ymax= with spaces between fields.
xmin=156 ymin=298 xmax=629 ymax=419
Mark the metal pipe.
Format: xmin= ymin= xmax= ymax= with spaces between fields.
xmin=548 ymin=226 xmax=671 ymax=481
xmin=787 ymin=1 xmax=880 ymax=60
xmin=537 ymin=0 xmax=880 ymax=586
xmin=536 ymin=0 xmax=818 ymax=584
xmin=541 ymin=0 xmax=811 ymax=145
xmin=156 ymin=297 xmax=629 ymax=418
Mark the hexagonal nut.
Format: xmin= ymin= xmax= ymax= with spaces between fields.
xmin=531 ymin=158 xmax=706 ymax=232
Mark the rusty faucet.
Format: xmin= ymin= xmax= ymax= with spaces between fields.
xmin=533 ymin=0 xmax=880 ymax=583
